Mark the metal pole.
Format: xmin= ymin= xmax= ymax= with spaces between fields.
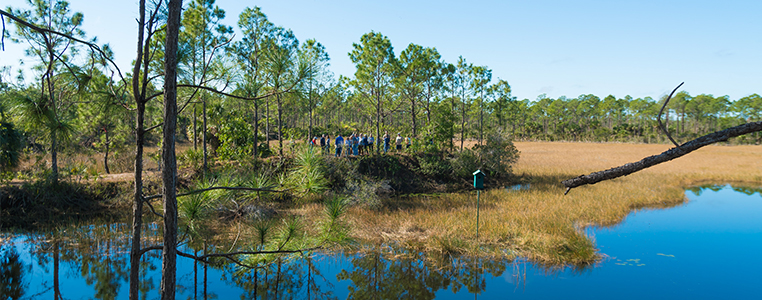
xmin=476 ymin=189 xmax=480 ymax=240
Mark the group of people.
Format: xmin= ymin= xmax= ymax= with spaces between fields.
xmin=309 ymin=131 xmax=413 ymax=157
xmin=331 ymin=132 xmax=374 ymax=157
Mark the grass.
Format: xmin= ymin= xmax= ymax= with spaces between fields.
xmin=337 ymin=141 xmax=762 ymax=267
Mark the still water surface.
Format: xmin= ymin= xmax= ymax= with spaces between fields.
xmin=1 ymin=185 xmax=760 ymax=299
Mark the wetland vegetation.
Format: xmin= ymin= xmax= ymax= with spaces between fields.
xmin=2 ymin=0 xmax=762 ymax=298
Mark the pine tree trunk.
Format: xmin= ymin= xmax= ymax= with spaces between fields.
xmin=160 ymin=0 xmax=182 ymax=298
xmin=277 ymin=93 xmax=283 ymax=157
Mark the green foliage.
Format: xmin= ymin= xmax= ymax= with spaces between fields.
xmin=427 ymin=101 xmax=456 ymax=151
xmin=418 ymin=152 xmax=452 ymax=179
xmin=178 ymin=148 xmax=204 ymax=170
xmin=342 ymin=179 xmax=390 ymax=209
xmin=0 ymin=122 xmax=24 ymax=173
xmin=450 ymin=149 xmax=479 ymax=178
xmin=321 ymin=196 xmax=350 ymax=242
xmin=470 ymin=134 xmax=519 ymax=178
xmin=286 ymin=146 xmax=329 ymax=201
xmin=216 ymin=117 xmax=257 ymax=160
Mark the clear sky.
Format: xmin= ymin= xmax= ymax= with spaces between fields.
xmin=2 ymin=0 xmax=760 ymax=101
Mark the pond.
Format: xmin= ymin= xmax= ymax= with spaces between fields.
xmin=1 ymin=185 xmax=760 ymax=299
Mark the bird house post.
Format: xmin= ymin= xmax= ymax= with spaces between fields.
xmin=473 ymin=170 xmax=485 ymax=190
xmin=473 ymin=170 xmax=485 ymax=239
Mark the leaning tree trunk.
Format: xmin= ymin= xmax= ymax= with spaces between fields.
xmin=562 ymin=121 xmax=762 ymax=193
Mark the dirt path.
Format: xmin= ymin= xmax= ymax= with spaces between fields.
xmin=8 ymin=171 xmax=158 ymax=185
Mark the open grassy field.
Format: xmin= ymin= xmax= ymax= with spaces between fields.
xmin=332 ymin=141 xmax=762 ymax=266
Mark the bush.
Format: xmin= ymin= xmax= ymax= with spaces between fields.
xmin=450 ymin=149 xmax=479 ymax=178
xmin=0 ymin=122 xmax=23 ymax=173
xmin=216 ymin=117 xmax=257 ymax=160
xmin=178 ymin=148 xmax=203 ymax=170
xmin=452 ymin=134 xmax=519 ymax=179
xmin=471 ymin=134 xmax=519 ymax=178
xmin=418 ymin=152 xmax=452 ymax=180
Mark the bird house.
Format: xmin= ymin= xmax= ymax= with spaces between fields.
xmin=473 ymin=169 xmax=485 ymax=189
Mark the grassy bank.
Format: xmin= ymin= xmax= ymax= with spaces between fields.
xmin=330 ymin=141 xmax=762 ymax=266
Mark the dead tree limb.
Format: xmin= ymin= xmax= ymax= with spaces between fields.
xmin=562 ymin=120 xmax=762 ymax=194
xmin=0 ymin=9 xmax=126 ymax=84
xmin=658 ymin=82 xmax=684 ymax=148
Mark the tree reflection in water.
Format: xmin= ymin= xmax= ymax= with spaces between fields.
xmin=1 ymin=239 xmax=32 ymax=300
xmin=336 ymin=247 xmax=508 ymax=299
xmin=3 ymin=224 xmax=564 ymax=299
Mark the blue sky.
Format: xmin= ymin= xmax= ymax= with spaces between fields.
xmin=2 ymin=0 xmax=760 ymax=101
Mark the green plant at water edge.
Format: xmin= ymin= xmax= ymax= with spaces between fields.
xmin=244 ymin=172 xmax=276 ymax=203
xmin=178 ymin=192 xmax=212 ymax=234
xmin=320 ymin=197 xmax=350 ymax=242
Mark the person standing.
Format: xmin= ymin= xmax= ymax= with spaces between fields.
xmin=352 ymin=133 xmax=359 ymax=156
xmin=395 ymin=133 xmax=403 ymax=151
xmin=344 ymin=134 xmax=352 ymax=157
xmin=383 ymin=131 xmax=390 ymax=153
xmin=325 ymin=134 xmax=331 ymax=155
xmin=406 ymin=136 xmax=412 ymax=149
xmin=358 ymin=133 xmax=365 ymax=155
xmin=335 ymin=134 xmax=344 ymax=157
xmin=368 ymin=135 xmax=375 ymax=153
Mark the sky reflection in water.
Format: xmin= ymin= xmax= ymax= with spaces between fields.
xmin=1 ymin=185 xmax=759 ymax=299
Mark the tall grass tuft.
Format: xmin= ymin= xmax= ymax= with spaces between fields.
xmin=321 ymin=197 xmax=350 ymax=242
xmin=286 ymin=146 xmax=329 ymax=202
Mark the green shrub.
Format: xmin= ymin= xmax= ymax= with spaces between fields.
xmin=178 ymin=148 xmax=203 ymax=170
xmin=0 ymin=122 xmax=23 ymax=173
xmin=217 ymin=117 xmax=257 ymax=160
xmin=470 ymin=134 xmax=519 ymax=178
xmin=450 ymin=148 xmax=479 ymax=178
xmin=418 ymin=152 xmax=452 ymax=180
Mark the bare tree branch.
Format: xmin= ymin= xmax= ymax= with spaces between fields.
xmin=140 ymin=244 xmax=323 ymax=269
xmin=142 ymin=197 xmax=165 ymax=219
xmin=139 ymin=245 xmax=163 ymax=256
xmin=143 ymin=83 xmax=298 ymax=133
xmin=658 ymin=82 xmax=684 ymax=148
xmin=1 ymin=14 xmax=6 ymax=51
xmin=0 ymin=9 xmax=127 ymax=86
xmin=562 ymin=120 xmax=762 ymax=194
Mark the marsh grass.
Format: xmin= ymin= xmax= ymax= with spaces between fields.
xmin=339 ymin=141 xmax=762 ymax=266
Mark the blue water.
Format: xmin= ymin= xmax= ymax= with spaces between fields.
xmin=1 ymin=185 xmax=760 ymax=299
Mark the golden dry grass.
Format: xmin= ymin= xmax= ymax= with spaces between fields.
xmin=341 ymin=141 xmax=762 ymax=266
